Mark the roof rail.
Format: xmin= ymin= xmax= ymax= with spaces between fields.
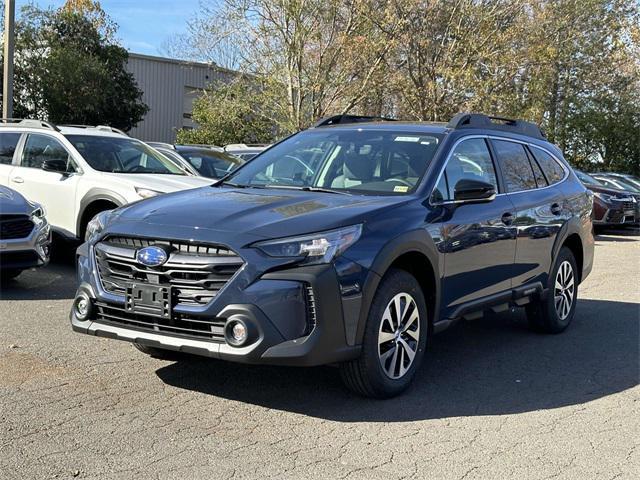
xmin=312 ymin=114 xmax=396 ymax=128
xmin=0 ymin=118 xmax=60 ymax=131
xmin=59 ymin=124 xmax=129 ymax=136
xmin=447 ymin=113 xmax=546 ymax=140
xmin=146 ymin=141 xmax=176 ymax=150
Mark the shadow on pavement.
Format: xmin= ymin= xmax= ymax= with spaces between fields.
xmin=156 ymin=298 xmax=640 ymax=421
xmin=0 ymin=236 xmax=78 ymax=301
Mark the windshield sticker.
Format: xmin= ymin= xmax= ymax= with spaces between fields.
xmin=394 ymin=136 xmax=420 ymax=142
xmin=393 ymin=185 xmax=409 ymax=192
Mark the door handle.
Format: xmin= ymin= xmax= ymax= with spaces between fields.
xmin=11 ymin=176 xmax=24 ymax=184
xmin=550 ymin=203 xmax=562 ymax=215
xmin=501 ymin=212 xmax=514 ymax=226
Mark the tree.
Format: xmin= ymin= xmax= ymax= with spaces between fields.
xmin=176 ymin=78 xmax=279 ymax=145
xmin=2 ymin=2 xmax=148 ymax=131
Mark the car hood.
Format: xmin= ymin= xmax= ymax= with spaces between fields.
xmin=0 ymin=185 xmax=33 ymax=215
xmin=109 ymin=186 xmax=409 ymax=239
xmin=101 ymin=173 xmax=212 ymax=192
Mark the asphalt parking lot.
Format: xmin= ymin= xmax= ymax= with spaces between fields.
xmin=1 ymin=229 xmax=639 ymax=480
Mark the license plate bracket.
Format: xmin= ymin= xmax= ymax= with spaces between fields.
xmin=126 ymin=283 xmax=172 ymax=318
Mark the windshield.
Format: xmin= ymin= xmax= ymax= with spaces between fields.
xmin=227 ymin=129 xmax=443 ymax=194
xmin=178 ymin=149 xmax=243 ymax=179
xmin=597 ymin=176 xmax=640 ymax=193
xmin=66 ymin=135 xmax=185 ymax=174
xmin=575 ymin=170 xmax=603 ymax=186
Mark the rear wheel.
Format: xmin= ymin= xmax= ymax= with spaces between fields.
xmin=340 ymin=269 xmax=428 ymax=398
xmin=526 ymin=247 xmax=578 ymax=333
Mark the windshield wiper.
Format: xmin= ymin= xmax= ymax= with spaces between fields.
xmin=213 ymin=180 xmax=250 ymax=188
xmin=263 ymin=184 xmax=352 ymax=195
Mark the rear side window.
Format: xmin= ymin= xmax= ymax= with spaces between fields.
xmin=21 ymin=134 xmax=72 ymax=170
xmin=0 ymin=133 xmax=20 ymax=165
xmin=530 ymin=147 xmax=565 ymax=185
xmin=492 ymin=140 xmax=537 ymax=192
xmin=528 ymin=152 xmax=548 ymax=187
xmin=433 ymin=138 xmax=498 ymax=201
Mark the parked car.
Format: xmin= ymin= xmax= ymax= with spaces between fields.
xmin=147 ymin=143 xmax=244 ymax=179
xmin=594 ymin=172 xmax=640 ymax=191
xmin=70 ymin=113 xmax=594 ymax=398
xmin=0 ymin=185 xmax=51 ymax=281
xmin=223 ymin=143 xmax=269 ymax=160
xmin=592 ymin=173 xmax=640 ymax=193
xmin=574 ymin=170 xmax=639 ymax=228
xmin=0 ymin=120 xmax=211 ymax=241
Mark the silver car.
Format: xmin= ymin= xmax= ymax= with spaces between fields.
xmin=0 ymin=185 xmax=51 ymax=281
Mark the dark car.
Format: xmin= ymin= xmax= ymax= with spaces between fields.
xmin=574 ymin=170 xmax=639 ymax=228
xmin=149 ymin=143 xmax=245 ymax=179
xmin=0 ymin=185 xmax=51 ymax=281
xmin=70 ymin=113 xmax=594 ymax=398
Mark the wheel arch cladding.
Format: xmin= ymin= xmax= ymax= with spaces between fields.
xmin=77 ymin=190 xmax=125 ymax=238
xmin=355 ymin=230 xmax=440 ymax=345
xmin=562 ymin=233 xmax=584 ymax=284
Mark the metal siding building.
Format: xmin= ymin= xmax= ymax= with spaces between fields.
xmin=125 ymin=53 xmax=235 ymax=143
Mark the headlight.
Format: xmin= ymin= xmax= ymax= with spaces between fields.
xmin=593 ymin=192 xmax=613 ymax=202
xmin=29 ymin=203 xmax=47 ymax=226
xmin=135 ymin=187 xmax=163 ymax=199
xmin=253 ymin=224 xmax=362 ymax=265
xmin=85 ymin=210 xmax=114 ymax=242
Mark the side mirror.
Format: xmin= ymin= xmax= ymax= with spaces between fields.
xmin=453 ymin=179 xmax=496 ymax=203
xmin=42 ymin=158 xmax=70 ymax=174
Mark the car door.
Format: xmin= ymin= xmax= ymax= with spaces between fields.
xmin=0 ymin=132 xmax=22 ymax=185
xmin=9 ymin=133 xmax=81 ymax=236
xmin=432 ymin=137 xmax=518 ymax=318
xmin=490 ymin=139 xmax=567 ymax=288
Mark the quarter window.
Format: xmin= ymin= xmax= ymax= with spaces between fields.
xmin=530 ymin=147 xmax=565 ymax=185
xmin=21 ymin=134 xmax=73 ymax=171
xmin=492 ymin=140 xmax=537 ymax=192
xmin=0 ymin=133 xmax=20 ymax=165
xmin=528 ymin=152 xmax=548 ymax=188
xmin=436 ymin=138 xmax=498 ymax=201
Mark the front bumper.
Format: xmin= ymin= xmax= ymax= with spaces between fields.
xmin=0 ymin=221 xmax=51 ymax=270
xmin=71 ymin=243 xmax=364 ymax=366
xmin=593 ymin=199 xmax=638 ymax=226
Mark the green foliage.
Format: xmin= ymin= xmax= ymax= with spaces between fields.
xmin=176 ymin=79 xmax=279 ymax=145
xmin=3 ymin=3 xmax=148 ymax=131
xmin=179 ymin=0 xmax=639 ymax=174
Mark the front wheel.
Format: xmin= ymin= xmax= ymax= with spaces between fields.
xmin=526 ymin=247 xmax=578 ymax=333
xmin=340 ymin=269 xmax=428 ymax=398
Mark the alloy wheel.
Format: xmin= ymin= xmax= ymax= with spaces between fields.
xmin=378 ymin=292 xmax=421 ymax=379
xmin=554 ymin=260 xmax=575 ymax=320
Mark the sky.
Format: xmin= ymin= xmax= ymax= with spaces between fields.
xmin=13 ymin=0 xmax=202 ymax=58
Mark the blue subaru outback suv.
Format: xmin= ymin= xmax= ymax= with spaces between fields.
xmin=70 ymin=113 xmax=594 ymax=398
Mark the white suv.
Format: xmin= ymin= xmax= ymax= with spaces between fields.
xmin=0 ymin=120 xmax=211 ymax=240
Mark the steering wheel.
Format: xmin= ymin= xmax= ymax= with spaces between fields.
xmin=384 ymin=178 xmax=413 ymax=187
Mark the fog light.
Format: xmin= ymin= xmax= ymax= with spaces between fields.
xmin=74 ymin=294 xmax=93 ymax=321
xmin=232 ymin=322 xmax=247 ymax=343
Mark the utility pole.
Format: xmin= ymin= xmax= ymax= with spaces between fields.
xmin=3 ymin=0 xmax=16 ymax=119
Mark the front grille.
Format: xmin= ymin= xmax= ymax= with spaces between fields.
xmin=0 ymin=215 xmax=34 ymax=240
xmin=622 ymin=201 xmax=635 ymax=210
xmin=94 ymin=301 xmax=226 ymax=341
xmin=94 ymin=236 xmax=244 ymax=307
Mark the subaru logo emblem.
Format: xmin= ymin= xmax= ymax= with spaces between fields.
xmin=136 ymin=246 xmax=168 ymax=267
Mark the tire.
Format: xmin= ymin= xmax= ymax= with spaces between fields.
xmin=0 ymin=269 xmax=22 ymax=283
xmin=133 ymin=343 xmax=182 ymax=360
xmin=339 ymin=269 xmax=428 ymax=398
xmin=526 ymin=246 xmax=578 ymax=334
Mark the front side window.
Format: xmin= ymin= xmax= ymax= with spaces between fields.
xmin=227 ymin=129 xmax=443 ymax=195
xmin=493 ymin=140 xmax=537 ymax=192
xmin=65 ymin=135 xmax=184 ymax=174
xmin=530 ymin=147 xmax=565 ymax=185
xmin=21 ymin=134 xmax=74 ymax=171
xmin=0 ymin=133 xmax=20 ymax=165
xmin=433 ymin=138 xmax=498 ymax=201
